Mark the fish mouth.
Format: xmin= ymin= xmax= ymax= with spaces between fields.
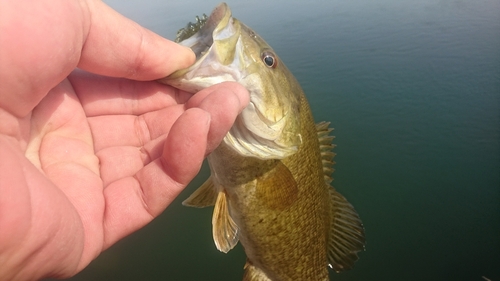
xmin=161 ymin=3 xmax=301 ymax=160
xmin=174 ymin=4 xmax=226 ymax=60
xmin=161 ymin=3 xmax=243 ymax=93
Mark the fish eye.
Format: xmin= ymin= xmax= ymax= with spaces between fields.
xmin=261 ymin=51 xmax=277 ymax=68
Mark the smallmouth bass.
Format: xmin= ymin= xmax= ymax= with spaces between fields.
xmin=159 ymin=3 xmax=365 ymax=280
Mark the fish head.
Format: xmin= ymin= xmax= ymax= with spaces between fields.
xmin=160 ymin=2 xmax=303 ymax=160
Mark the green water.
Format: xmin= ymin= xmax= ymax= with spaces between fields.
xmin=64 ymin=0 xmax=500 ymax=280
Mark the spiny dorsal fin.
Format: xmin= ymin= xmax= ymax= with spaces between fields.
xmin=327 ymin=189 xmax=365 ymax=272
xmin=182 ymin=176 xmax=217 ymax=207
xmin=212 ymin=191 xmax=239 ymax=253
xmin=243 ymin=260 xmax=272 ymax=281
xmin=316 ymin=121 xmax=336 ymax=184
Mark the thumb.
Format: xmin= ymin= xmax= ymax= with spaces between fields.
xmin=78 ymin=0 xmax=195 ymax=80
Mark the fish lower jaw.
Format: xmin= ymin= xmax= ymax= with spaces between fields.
xmin=169 ymin=73 xmax=238 ymax=93
xmin=179 ymin=67 xmax=243 ymax=90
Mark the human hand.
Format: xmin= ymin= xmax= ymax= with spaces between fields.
xmin=0 ymin=0 xmax=249 ymax=280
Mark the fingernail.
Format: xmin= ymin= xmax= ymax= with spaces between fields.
xmin=180 ymin=45 xmax=196 ymax=62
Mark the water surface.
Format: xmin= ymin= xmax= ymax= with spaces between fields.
xmin=65 ymin=0 xmax=500 ymax=280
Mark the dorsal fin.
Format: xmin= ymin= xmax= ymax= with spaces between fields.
xmin=316 ymin=121 xmax=336 ymax=184
xmin=182 ymin=176 xmax=217 ymax=207
xmin=327 ymin=189 xmax=365 ymax=272
xmin=317 ymin=122 xmax=365 ymax=271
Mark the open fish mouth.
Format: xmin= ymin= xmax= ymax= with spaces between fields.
xmin=174 ymin=14 xmax=208 ymax=43
xmin=175 ymin=5 xmax=232 ymax=60
xmin=174 ymin=12 xmax=213 ymax=60
xmin=161 ymin=3 xmax=242 ymax=93
xmin=160 ymin=3 xmax=302 ymax=160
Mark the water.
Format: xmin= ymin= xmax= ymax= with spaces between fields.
xmin=64 ymin=0 xmax=500 ymax=280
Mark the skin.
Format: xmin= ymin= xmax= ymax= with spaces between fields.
xmin=0 ymin=0 xmax=249 ymax=280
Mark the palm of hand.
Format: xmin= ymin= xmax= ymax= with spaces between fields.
xmin=0 ymin=72 xmax=244 ymax=277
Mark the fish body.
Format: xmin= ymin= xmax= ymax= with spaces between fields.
xmin=159 ymin=3 xmax=365 ymax=280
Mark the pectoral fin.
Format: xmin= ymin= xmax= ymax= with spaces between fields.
xmin=256 ymin=161 xmax=298 ymax=211
xmin=182 ymin=177 xmax=217 ymax=207
xmin=212 ymin=191 xmax=239 ymax=253
xmin=327 ymin=189 xmax=366 ymax=272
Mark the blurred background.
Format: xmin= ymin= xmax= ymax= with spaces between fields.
xmin=60 ymin=0 xmax=499 ymax=280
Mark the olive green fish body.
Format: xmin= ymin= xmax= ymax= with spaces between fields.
xmin=159 ymin=3 xmax=365 ymax=280
xmin=208 ymin=93 xmax=330 ymax=280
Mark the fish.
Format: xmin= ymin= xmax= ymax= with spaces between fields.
xmin=159 ymin=3 xmax=365 ymax=280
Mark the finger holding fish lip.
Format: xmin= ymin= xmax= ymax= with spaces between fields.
xmin=94 ymin=83 xmax=248 ymax=189
xmin=185 ymin=81 xmax=250 ymax=110
xmin=91 ymin=81 xmax=248 ymax=173
xmin=139 ymin=82 xmax=248 ymax=167
xmin=185 ymin=81 xmax=250 ymax=153
xmin=127 ymin=81 xmax=248 ymax=162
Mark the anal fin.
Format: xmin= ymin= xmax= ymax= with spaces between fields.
xmin=212 ymin=191 xmax=239 ymax=253
xmin=243 ymin=260 xmax=272 ymax=281
xmin=327 ymin=189 xmax=366 ymax=272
